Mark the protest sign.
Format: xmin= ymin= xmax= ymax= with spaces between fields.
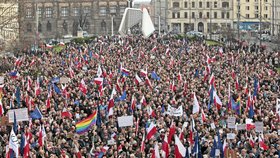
xmin=227 ymin=133 xmax=236 ymax=139
xmin=276 ymin=98 xmax=280 ymax=115
xmin=108 ymin=139 xmax=116 ymax=145
xmin=8 ymin=108 xmax=29 ymax=123
xmin=166 ymin=105 xmax=183 ymax=116
xmin=117 ymin=116 xmax=133 ymax=127
xmin=0 ymin=76 xmax=4 ymax=84
xmin=60 ymin=77 xmax=70 ymax=83
xmin=227 ymin=117 xmax=236 ymax=129
xmin=255 ymin=122 xmax=264 ymax=133
xmin=210 ymin=122 xmax=216 ymax=129
xmin=236 ymin=124 xmax=246 ymax=130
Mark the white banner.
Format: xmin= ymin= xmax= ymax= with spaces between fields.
xmin=227 ymin=133 xmax=236 ymax=139
xmin=8 ymin=108 xmax=29 ymax=123
xmin=166 ymin=105 xmax=183 ymax=116
xmin=276 ymin=98 xmax=280 ymax=115
xmin=0 ymin=76 xmax=4 ymax=84
xmin=227 ymin=117 xmax=236 ymax=129
xmin=236 ymin=124 xmax=246 ymax=130
xmin=255 ymin=122 xmax=264 ymax=133
xmin=117 ymin=115 xmax=133 ymax=127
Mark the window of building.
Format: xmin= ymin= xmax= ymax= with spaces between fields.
xmin=38 ymin=7 xmax=42 ymax=18
xmin=73 ymin=7 xmax=79 ymax=16
xmin=246 ymin=6 xmax=250 ymax=10
xmin=222 ymin=2 xmax=229 ymax=8
xmin=26 ymin=8 xmax=32 ymax=18
xmin=27 ymin=23 xmax=32 ymax=32
xmin=177 ymin=12 xmax=180 ymax=18
xmin=110 ymin=6 xmax=116 ymax=14
xmin=184 ymin=12 xmax=188 ymax=18
xmin=99 ymin=7 xmax=107 ymax=16
xmin=222 ymin=12 xmax=225 ymax=19
xmin=264 ymin=0 xmax=268 ymax=2
xmin=214 ymin=2 xmax=218 ymax=8
xmin=47 ymin=21 xmax=51 ymax=31
xmin=227 ymin=12 xmax=230 ymax=18
xmin=255 ymin=14 xmax=259 ymax=18
xmin=206 ymin=2 xmax=210 ymax=8
xmin=38 ymin=22 xmax=42 ymax=32
xmin=265 ymin=6 xmax=268 ymax=10
xmin=184 ymin=2 xmax=188 ymax=8
xmin=61 ymin=7 xmax=68 ymax=17
xmin=120 ymin=6 xmax=125 ymax=15
xmin=192 ymin=12 xmax=195 ymax=18
xmin=255 ymin=6 xmax=258 ymax=10
xmin=264 ymin=14 xmax=268 ymax=18
xmin=45 ymin=7 xmax=52 ymax=18
xmin=207 ymin=12 xmax=210 ymax=18
xmin=192 ymin=2 xmax=195 ymax=8
xmin=173 ymin=2 xmax=179 ymax=8
xmin=214 ymin=12 xmax=217 ymax=18
xmin=199 ymin=12 xmax=202 ymax=18
xmin=246 ymin=14 xmax=250 ymax=18
xmin=246 ymin=0 xmax=249 ymax=2
xmin=199 ymin=2 xmax=202 ymax=8
xmin=84 ymin=6 xmax=91 ymax=14
xmin=172 ymin=12 xmax=176 ymax=18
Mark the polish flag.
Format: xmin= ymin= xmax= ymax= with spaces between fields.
xmin=219 ymin=47 xmax=223 ymax=56
xmin=140 ymin=68 xmax=148 ymax=77
xmin=131 ymin=94 xmax=136 ymax=111
xmin=61 ymin=107 xmax=72 ymax=118
xmin=102 ymin=68 xmax=107 ymax=78
xmin=223 ymin=139 xmax=228 ymax=155
xmin=101 ymin=146 xmax=109 ymax=153
xmin=206 ymin=65 xmax=211 ymax=75
xmin=93 ymin=53 xmax=99 ymax=59
xmin=23 ymin=135 xmax=30 ymax=158
xmin=0 ymin=99 xmax=4 ymax=116
xmin=140 ymin=133 xmax=145 ymax=152
xmin=165 ymin=47 xmax=170 ymax=56
xmin=175 ymin=135 xmax=186 ymax=158
xmin=14 ymin=57 xmax=22 ymax=67
xmin=135 ymin=118 xmax=139 ymax=135
xmin=177 ymin=72 xmax=182 ymax=82
xmin=38 ymin=125 xmax=46 ymax=147
xmin=168 ymin=121 xmax=176 ymax=143
xmin=59 ymin=42 xmax=65 ymax=46
xmin=162 ymin=134 xmax=169 ymax=158
xmin=108 ymin=87 xmax=116 ymax=117
xmin=183 ymin=80 xmax=188 ymax=92
xmin=35 ymin=77 xmax=41 ymax=96
xmin=246 ymin=118 xmax=255 ymax=130
xmin=206 ymin=55 xmax=212 ymax=64
xmin=244 ymin=82 xmax=249 ymax=95
xmin=61 ymin=84 xmax=70 ymax=99
xmin=145 ymin=76 xmax=153 ymax=90
xmin=235 ymin=77 xmax=239 ymax=90
xmin=231 ymin=69 xmax=236 ymax=79
xmin=201 ymin=108 xmax=206 ymax=123
xmin=98 ymin=84 xmax=104 ymax=97
xmin=151 ymin=142 xmax=160 ymax=158
xmin=29 ymin=58 xmax=36 ymax=67
xmin=192 ymin=92 xmax=200 ymax=114
xmin=147 ymin=106 xmax=156 ymax=117
xmin=94 ymin=77 xmax=103 ymax=85
xmin=151 ymin=45 xmax=157 ymax=52
xmin=168 ymin=56 xmax=175 ymax=69
xmin=79 ymin=79 xmax=87 ymax=95
xmin=46 ymin=44 xmax=53 ymax=49
xmin=121 ymin=68 xmax=130 ymax=76
xmin=209 ymin=73 xmax=215 ymax=85
xmin=169 ymin=80 xmax=176 ymax=92
xmin=45 ymin=97 xmax=51 ymax=109
xmin=69 ymin=67 xmax=75 ymax=78
xmin=140 ymin=96 xmax=147 ymax=106
xmin=135 ymin=74 xmax=142 ymax=85
xmin=74 ymin=144 xmax=82 ymax=158
xmin=27 ymin=77 xmax=32 ymax=92
xmin=213 ymin=90 xmax=222 ymax=110
xmin=97 ymin=65 xmax=102 ymax=77
xmin=146 ymin=122 xmax=157 ymax=140
xmin=246 ymin=92 xmax=252 ymax=112
xmin=249 ymin=134 xmax=255 ymax=148
xmin=259 ymin=135 xmax=269 ymax=150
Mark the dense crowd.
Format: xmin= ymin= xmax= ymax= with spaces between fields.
xmin=0 ymin=34 xmax=279 ymax=158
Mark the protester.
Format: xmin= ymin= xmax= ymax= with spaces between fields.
xmin=0 ymin=34 xmax=279 ymax=158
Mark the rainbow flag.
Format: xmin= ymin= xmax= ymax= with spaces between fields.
xmin=76 ymin=111 xmax=97 ymax=134
xmin=236 ymin=96 xmax=241 ymax=115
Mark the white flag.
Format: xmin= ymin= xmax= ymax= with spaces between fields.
xmin=9 ymin=129 xmax=19 ymax=158
xmin=192 ymin=92 xmax=200 ymax=114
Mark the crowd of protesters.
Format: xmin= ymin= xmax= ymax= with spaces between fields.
xmin=0 ymin=34 xmax=279 ymax=158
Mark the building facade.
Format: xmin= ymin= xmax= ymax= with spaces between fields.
xmin=0 ymin=0 xmax=18 ymax=50
xmin=167 ymin=0 xmax=233 ymax=34
xmin=233 ymin=0 xmax=272 ymax=33
xmin=18 ymin=0 xmax=128 ymax=47
xmin=274 ymin=0 xmax=280 ymax=35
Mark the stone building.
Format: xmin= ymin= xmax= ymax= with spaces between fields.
xmin=18 ymin=0 xmax=128 ymax=47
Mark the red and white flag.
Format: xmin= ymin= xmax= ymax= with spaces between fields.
xmin=151 ymin=142 xmax=160 ymax=158
xmin=140 ymin=68 xmax=148 ymax=77
xmin=74 ymin=144 xmax=82 ymax=158
xmin=177 ymin=72 xmax=182 ymax=82
xmin=259 ymin=135 xmax=269 ymax=150
xmin=249 ymin=134 xmax=255 ymax=148
xmin=0 ymin=99 xmax=4 ymax=117
xmin=108 ymin=87 xmax=116 ymax=117
xmin=223 ymin=139 xmax=228 ymax=154
xmin=38 ymin=125 xmax=46 ymax=147
xmin=61 ymin=107 xmax=72 ymax=118
xmin=14 ymin=57 xmax=22 ymax=67
xmin=246 ymin=118 xmax=255 ymax=130
xmin=69 ymin=67 xmax=75 ymax=78
xmin=147 ymin=106 xmax=156 ymax=117
xmin=175 ymin=135 xmax=186 ymax=158
xmin=27 ymin=76 xmax=32 ymax=92
xmin=169 ymin=80 xmax=176 ymax=92
xmin=46 ymin=44 xmax=53 ymax=49
xmin=94 ymin=77 xmax=103 ymax=85
xmin=131 ymin=94 xmax=136 ymax=111
xmin=235 ymin=77 xmax=239 ymax=90
xmin=140 ymin=96 xmax=147 ymax=106
xmin=135 ymin=74 xmax=142 ymax=85
xmin=79 ymin=79 xmax=87 ymax=95
xmin=97 ymin=65 xmax=102 ymax=77
xmin=146 ymin=122 xmax=157 ymax=140
xmin=162 ymin=133 xmax=169 ymax=158
xmin=45 ymin=97 xmax=51 ymax=109
xmin=140 ymin=133 xmax=145 ymax=152
xmin=192 ymin=92 xmax=200 ymax=114
xmin=168 ymin=121 xmax=176 ymax=143
xmin=201 ymin=108 xmax=206 ymax=123
xmin=231 ymin=69 xmax=236 ymax=79
xmin=209 ymin=73 xmax=215 ymax=85
xmin=29 ymin=58 xmax=36 ymax=67
xmin=213 ymin=90 xmax=222 ymax=110
xmin=35 ymin=77 xmax=41 ymax=97
xmin=145 ymin=76 xmax=152 ymax=90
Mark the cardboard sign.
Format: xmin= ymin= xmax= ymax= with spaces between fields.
xmin=0 ymin=76 xmax=4 ymax=84
xmin=227 ymin=133 xmax=236 ymax=139
xmin=227 ymin=117 xmax=236 ymax=129
xmin=8 ymin=108 xmax=29 ymax=123
xmin=236 ymin=124 xmax=246 ymax=130
xmin=255 ymin=122 xmax=264 ymax=133
xmin=60 ymin=77 xmax=69 ymax=83
xmin=117 ymin=115 xmax=133 ymax=127
xmin=211 ymin=122 xmax=216 ymax=129
xmin=166 ymin=105 xmax=183 ymax=116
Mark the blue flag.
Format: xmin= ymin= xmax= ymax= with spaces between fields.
xmin=51 ymin=77 xmax=60 ymax=84
xmin=217 ymin=131 xmax=224 ymax=158
xmin=15 ymin=86 xmax=21 ymax=107
xmin=13 ymin=112 xmax=18 ymax=134
xmin=249 ymin=104 xmax=254 ymax=119
xmin=20 ymin=132 xmax=25 ymax=156
xmin=253 ymin=78 xmax=258 ymax=99
xmin=208 ymin=85 xmax=214 ymax=110
xmin=53 ymin=84 xmax=61 ymax=95
xmin=30 ymin=107 xmax=43 ymax=119
xmin=194 ymin=69 xmax=199 ymax=78
xmin=210 ymin=137 xmax=217 ymax=157
xmin=115 ymin=91 xmax=126 ymax=102
xmin=151 ymin=71 xmax=160 ymax=81
xmin=96 ymin=105 xmax=101 ymax=127
xmin=89 ymin=51 xmax=93 ymax=59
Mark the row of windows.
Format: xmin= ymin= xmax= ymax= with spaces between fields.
xmin=243 ymin=6 xmax=270 ymax=11
xmin=25 ymin=6 xmax=126 ymax=18
xmin=242 ymin=13 xmax=269 ymax=19
xmin=173 ymin=2 xmax=229 ymax=8
xmin=172 ymin=12 xmax=230 ymax=19
xmin=244 ymin=0 xmax=269 ymax=2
